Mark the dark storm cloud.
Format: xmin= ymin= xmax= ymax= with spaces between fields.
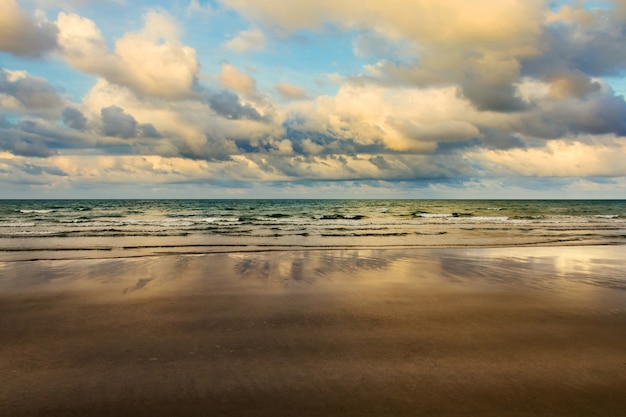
xmin=101 ymin=105 xmax=139 ymax=138
xmin=458 ymin=80 xmax=528 ymax=113
xmin=62 ymin=107 xmax=88 ymax=130
xmin=207 ymin=90 xmax=264 ymax=121
xmin=138 ymin=123 xmax=161 ymax=138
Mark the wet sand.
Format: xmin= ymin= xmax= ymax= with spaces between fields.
xmin=1 ymin=247 xmax=626 ymax=416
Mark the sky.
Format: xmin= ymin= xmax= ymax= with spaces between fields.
xmin=1 ymin=0 xmax=626 ymax=199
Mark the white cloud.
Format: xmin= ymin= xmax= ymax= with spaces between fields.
xmin=470 ymin=139 xmax=626 ymax=177
xmin=275 ymin=82 xmax=308 ymax=100
xmin=186 ymin=0 xmax=214 ymax=17
xmin=224 ymin=26 xmax=267 ymax=53
xmin=0 ymin=0 xmax=58 ymax=57
xmin=219 ymin=63 xmax=257 ymax=96
xmin=56 ymin=10 xmax=200 ymax=100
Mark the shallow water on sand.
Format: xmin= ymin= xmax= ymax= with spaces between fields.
xmin=1 ymin=246 xmax=626 ymax=416
xmin=1 ymin=246 xmax=625 ymax=305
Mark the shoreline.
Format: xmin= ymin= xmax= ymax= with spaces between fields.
xmin=1 ymin=246 xmax=626 ymax=416
xmin=2 ymin=239 xmax=625 ymax=263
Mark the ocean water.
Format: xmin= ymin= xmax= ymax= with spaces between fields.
xmin=0 ymin=199 xmax=625 ymax=261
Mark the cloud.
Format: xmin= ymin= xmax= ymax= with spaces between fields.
xmin=138 ymin=123 xmax=161 ymax=139
xmin=56 ymin=10 xmax=200 ymax=99
xmin=287 ymin=83 xmax=483 ymax=153
xmin=224 ymin=26 xmax=267 ymax=53
xmin=207 ymin=90 xmax=265 ymax=120
xmin=353 ymin=31 xmax=408 ymax=59
xmin=186 ymin=0 xmax=214 ymax=18
xmin=218 ymin=63 xmax=257 ymax=96
xmin=548 ymin=86 xmax=626 ymax=137
xmin=62 ymin=107 xmax=87 ymax=130
xmin=222 ymin=0 xmax=543 ymax=51
xmin=4 ymin=1 xmax=626 ymax=198
xmin=386 ymin=118 xmax=481 ymax=150
xmin=78 ymin=78 xmax=283 ymax=160
xmin=99 ymin=104 xmax=163 ymax=140
xmin=101 ymin=105 xmax=138 ymax=138
xmin=528 ymin=6 xmax=626 ymax=78
xmin=470 ymin=139 xmax=626 ymax=177
xmin=0 ymin=0 xmax=58 ymax=57
xmin=0 ymin=134 xmax=57 ymax=158
xmin=221 ymin=0 xmax=545 ymax=110
xmin=0 ymin=69 xmax=64 ymax=118
xmin=275 ymin=82 xmax=308 ymax=100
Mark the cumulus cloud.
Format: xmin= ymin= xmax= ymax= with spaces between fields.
xmin=221 ymin=0 xmax=543 ymax=53
xmin=224 ymin=26 xmax=267 ymax=53
xmin=3 ymin=0 xmax=626 ymax=197
xmin=0 ymin=115 xmax=97 ymax=158
xmin=218 ymin=63 xmax=257 ymax=96
xmin=207 ymin=90 xmax=265 ymax=120
xmin=0 ymin=69 xmax=64 ymax=118
xmin=470 ymin=139 xmax=626 ymax=177
xmin=386 ymin=118 xmax=481 ymax=149
xmin=101 ymin=105 xmax=138 ymax=138
xmin=0 ymin=0 xmax=58 ymax=57
xmin=528 ymin=5 xmax=626 ymax=78
xmin=547 ymin=86 xmax=626 ymax=137
xmin=62 ymin=107 xmax=87 ymax=130
xmin=0 ymin=135 xmax=57 ymax=158
xmin=56 ymin=10 xmax=200 ymax=99
xmin=222 ymin=0 xmax=544 ymax=110
xmin=275 ymin=82 xmax=308 ymax=100
xmin=100 ymin=105 xmax=162 ymax=139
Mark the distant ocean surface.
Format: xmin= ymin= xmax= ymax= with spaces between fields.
xmin=1 ymin=199 xmax=625 ymax=261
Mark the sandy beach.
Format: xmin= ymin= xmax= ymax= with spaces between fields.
xmin=1 ymin=246 xmax=625 ymax=416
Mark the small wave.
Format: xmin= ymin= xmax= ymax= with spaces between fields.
xmin=18 ymin=209 xmax=54 ymax=214
xmin=238 ymin=216 xmax=259 ymax=223
xmin=317 ymin=214 xmax=367 ymax=220
xmin=268 ymin=213 xmax=291 ymax=218
xmin=196 ymin=217 xmax=223 ymax=223
xmin=321 ymin=232 xmax=409 ymax=237
xmin=414 ymin=231 xmax=447 ymax=235
xmin=0 ymin=222 xmax=36 ymax=227
xmin=325 ymin=226 xmax=389 ymax=231
xmin=415 ymin=213 xmax=452 ymax=218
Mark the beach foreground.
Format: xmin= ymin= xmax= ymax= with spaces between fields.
xmin=1 ymin=246 xmax=625 ymax=416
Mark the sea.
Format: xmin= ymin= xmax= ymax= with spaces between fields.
xmin=0 ymin=199 xmax=625 ymax=261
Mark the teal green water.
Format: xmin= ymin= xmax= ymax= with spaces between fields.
xmin=0 ymin=200 xmax=625 ymax=260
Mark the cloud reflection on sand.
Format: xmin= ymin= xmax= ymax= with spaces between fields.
xmin=0 ymin=246 xmax=625 ymax=307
